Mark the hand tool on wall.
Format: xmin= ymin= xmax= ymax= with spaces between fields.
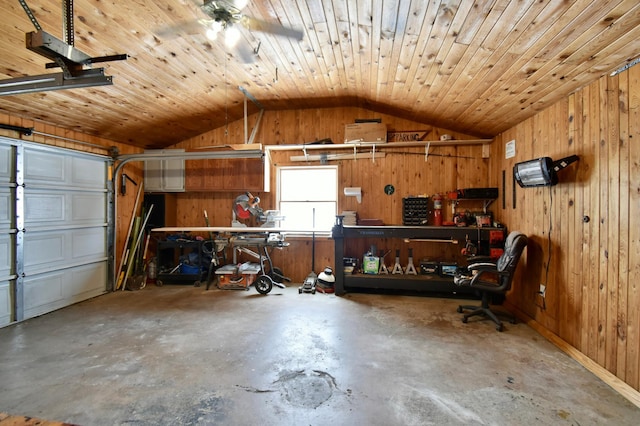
xmin=120 ymin=173 xmax=137 ymax=196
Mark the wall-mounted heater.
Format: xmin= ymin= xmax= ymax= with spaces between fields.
xmin=513 ymin=155 xmax=579 ymax=188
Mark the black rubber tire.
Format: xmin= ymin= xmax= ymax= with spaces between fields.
xmin=496 ymin=324 xmax=504 ymax=332
xmin=456 ymin=306 xmax=463 ymax=313
xmin=255 ymin=275 xmax=273 ymax=294
xmin=462 ymin=317 xmax=468 ymax=324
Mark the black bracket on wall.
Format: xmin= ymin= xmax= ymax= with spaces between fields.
xmin=0 ymin=123 xmax=33 ymax=136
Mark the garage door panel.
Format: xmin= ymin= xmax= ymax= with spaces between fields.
xmin=0 ymin=143 xmax=13 ymax=326
xmin=0 ymin=234 xmax=13 ymax=277
xmin=23 ymin=272 xmax=63 ymax=312
xmin=24 ymin=148 xmax=107 ymax=190
xmin=0 ymin=282 xmax=10 ymax=326
xmin=71 ymin=193 xmax=107 ymax=222
xmin=0 ymin=145 xmax=14 ymax=182
xmin=24 ymin=192 xmax=65 ymax=223
xmin=71 ymin=157 xmax=107 ymax=189
xmin=64 ymin=262 xmax=107 ymax=298
xmin=23 ymin=232 xmax=65 ymax=272
xmin=23 ymin=228 xmax=106 ymax=274
xmin=24 ymin=150 xmax=66 ymax=183
xmin=24 ymin=189 xmax=106 ymax=228
xmin=23 ymin=262 xmax=106 ymax=319
xmin=0 ymin=188 xmax=13 ymax=226
xmin=71 ymin=228 xmax=107 ymax=260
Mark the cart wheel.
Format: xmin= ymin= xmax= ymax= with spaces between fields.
xmin=496 ymin=324 xmax=504 ymax=332
xmin=462 ymin=317 xmax=468 ymax=324
xmin=298 ymin=287 xmax=302 ymax=294
xmin=456 ymin=306 xmax=463 ymax=313
xmin=255 ymin=275 xmax=273 ymax=294
xmin=194 ymin=281 xmax=201 ymax=287
xmin=156 ymin=280 xmax=163 ymax=287
xmin=311 ymin=288 xmax=316 ymax=294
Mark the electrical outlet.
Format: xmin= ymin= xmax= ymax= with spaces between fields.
xmin=539 ymin=284 xmax=546 ymax=295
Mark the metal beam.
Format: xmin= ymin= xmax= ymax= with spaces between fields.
xmin=26 ymin=30 xmax=91 ymax=64
xmin=0 ymin=69 xmax=112 ymax=96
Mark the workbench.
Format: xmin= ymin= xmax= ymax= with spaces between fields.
xmin=331 ymin=223 xmax=506 ymax=296
xmin=151 ymin=226 xmax=292 ymax=293
xmin=155 ymin=238 xmax=206 ymax=285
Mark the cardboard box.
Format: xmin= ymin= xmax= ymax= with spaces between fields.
xmin=216 ymin=263 xmax=261 ymax=289
xmin=345 ymin=123 xmax=387 ymax=143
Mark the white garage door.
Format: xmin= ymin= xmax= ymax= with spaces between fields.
xmin=0 ymin=143 xmax=15 ymax=326
xmin=0 ymin=137 xmax=111 ymax=326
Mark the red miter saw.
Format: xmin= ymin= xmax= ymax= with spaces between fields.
xmin=232 ymin=192 xmax=261 ymax=226
xmin=232 ymin=192 xmax=284 ymax=227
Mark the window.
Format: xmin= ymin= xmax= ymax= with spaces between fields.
xmin=276 ymin=166 xmax=338 ymax=232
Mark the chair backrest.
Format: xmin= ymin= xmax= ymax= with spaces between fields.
xmin=496 ymin=231 xmax=528 ymax=286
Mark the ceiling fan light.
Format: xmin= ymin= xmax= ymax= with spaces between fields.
xmin=233 ymin=0 xmax=250 ymax=10
xmin=225 ymin=25 xmax=241 ymax=47
xmin=206 ymin=20 xmax=224 ymax=40
xmin=206 ymin=28 xmax=218 ymax=40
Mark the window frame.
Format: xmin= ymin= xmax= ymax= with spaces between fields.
xmin=275 ymin=165 xmax=339 ymax=235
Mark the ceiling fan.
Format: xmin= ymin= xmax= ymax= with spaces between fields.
xmin=160 ymin=0 xmax=304 ymax=61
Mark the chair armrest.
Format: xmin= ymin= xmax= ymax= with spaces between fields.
xmin=469 ymin=266 xmax=510 ymax=290
xmin=467 ymin=262 xmax=497 ymax=272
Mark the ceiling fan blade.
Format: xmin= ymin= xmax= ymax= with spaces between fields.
xmin=235 ymin=41 xmax=256 ymax=63
xmin=156 ymin=20 xmax=210 ymax=38
xmin=241 ymin=16 xmax=304 ymax=41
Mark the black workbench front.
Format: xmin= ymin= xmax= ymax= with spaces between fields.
xmin=331 ymin=224 xmax=506 ymax=296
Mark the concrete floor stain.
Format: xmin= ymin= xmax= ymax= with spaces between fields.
xmin=274 ymin=369 xmax=338 ymax=408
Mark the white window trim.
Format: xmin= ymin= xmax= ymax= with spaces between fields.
xmin=276 ymin=165 xmax=338 ymax=235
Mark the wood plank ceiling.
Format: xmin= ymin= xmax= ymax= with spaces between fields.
xmin=0 ymin=0 xmax=639 ymax=149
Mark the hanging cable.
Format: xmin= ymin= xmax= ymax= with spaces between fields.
xmin=537 ymin=186 xmax=553 ymax=310
xmin=224 ymin=50 xmax=229 ymax=137
xmin=546 ymin=186 xmax=553 ymax=288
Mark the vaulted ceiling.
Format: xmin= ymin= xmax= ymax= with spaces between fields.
xmin=1 ymin=0 xmax=639 ymax=149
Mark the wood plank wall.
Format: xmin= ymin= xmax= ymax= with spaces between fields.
xmin=172 ymin=106 xmax=491 ymax=283
xmin=0 ymin=112 xmax=143 ymax=284
xmin=490 ymin=65 xmax=640 ymax=393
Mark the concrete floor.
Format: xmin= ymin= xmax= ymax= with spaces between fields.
xmin=1 ymin=284 xmax=639 ymax=426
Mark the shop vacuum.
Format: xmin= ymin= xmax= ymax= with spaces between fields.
xmin=315 ymin=267 xmax=335 ymax=294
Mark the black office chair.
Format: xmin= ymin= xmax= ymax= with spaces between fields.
xmin=454 ymin=231 xmax=528 ymax=331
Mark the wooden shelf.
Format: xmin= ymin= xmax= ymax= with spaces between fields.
xmin=265 ymin=139 xmax=492 ymax=152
